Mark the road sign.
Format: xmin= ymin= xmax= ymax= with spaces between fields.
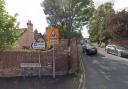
xmin=47 ymin=27 xmax=60 ymax=78
xmin=31 ymin=42 xmax=45 ymax=49
xmin=47 ymin=27 xmax=59 ymax=45
xmin=50 ymin=31 xmax=56 ymax=39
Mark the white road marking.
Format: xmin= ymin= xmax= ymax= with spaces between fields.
xmin=92 ymin=60 xmax=100 ymax=64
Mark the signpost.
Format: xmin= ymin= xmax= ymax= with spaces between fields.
xmin=47 ymin=27 xmax=59 ymax=79
xmin=31 ymin=42 xmax=45 ymax=49
xmin=20 ymin=63 xmax=41 ymax=78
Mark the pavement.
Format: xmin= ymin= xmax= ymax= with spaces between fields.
xmin=0 ymin=75 xmax=80 ymax=89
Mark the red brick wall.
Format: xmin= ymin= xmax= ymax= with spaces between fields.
xmin=69 ymin=38 xmax=78 ymax=74
xmin=0 ymin=51 xmax=68 ymax=77
xmin=0 ymin=38 xmax=79 ymax=77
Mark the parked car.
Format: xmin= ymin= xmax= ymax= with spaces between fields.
xmin=105 ymin=44 xmax=128 ymax=57
xmin=80 ymin=39 xmax=84 ymax=45
xmin=82 ymin=43 xmax=97 ymax=55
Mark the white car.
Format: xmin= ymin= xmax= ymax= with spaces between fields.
xmin=105 ymin=44 xmax=128 ymax=57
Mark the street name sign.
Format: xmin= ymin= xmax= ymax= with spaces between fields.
xmin=20 ymin=63 xmax=41 ymax=68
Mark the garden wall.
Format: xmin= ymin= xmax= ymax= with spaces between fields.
xmin=0 ymin=39 xmax=78 ymax=77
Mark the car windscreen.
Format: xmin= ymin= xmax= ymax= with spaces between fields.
xmin=116 ymin=45 xmax=128 ymax=50
xmin=86 ymin=44 xmax=94 ymax=49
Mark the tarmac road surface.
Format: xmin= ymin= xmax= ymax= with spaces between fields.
xmin=82 ymin=46 xmax=128 ymax=89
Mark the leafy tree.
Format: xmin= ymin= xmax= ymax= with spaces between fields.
xmin=72 ymin=30 xmax=83 ymax=38
xmin=88 ymin=2 xmax=115 ymax=42
xmin=106 ymin=10 xmax=128 ymax=39
xmin=41 ymin=0 xmax=94 ymax=39
xmin=0 ymin=0 xmax=17 ymax=51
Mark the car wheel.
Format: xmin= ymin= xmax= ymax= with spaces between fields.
xmin=95 ymin=52 xmax=97 ymax=55
xmin=86 ymin=52 xmax=89 ymax=55
xmin=85 ymin=51 xmax=89 ymax=55
xmin=118 ymin=52 xmax=121 ymax=57
xmin=82 ymin=50 xmax=85 ymax=53
xmin=106 ymin=49 xmax=109 ymax=54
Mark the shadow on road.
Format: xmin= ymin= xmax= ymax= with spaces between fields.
xmin=0 ymin=75 xmax=79 ymax=89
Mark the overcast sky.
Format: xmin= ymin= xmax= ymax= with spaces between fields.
xmin=5 ymin=0 xmax=128 ymax=37
xmin=5 ymin=0 xmax=47 ymax=34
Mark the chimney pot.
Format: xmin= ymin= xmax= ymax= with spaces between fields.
xmin=27 ymin=20 xmax=33 ymax=26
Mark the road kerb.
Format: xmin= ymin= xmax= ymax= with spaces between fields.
xmin=77 ymin=52 xmax=86 ymax=89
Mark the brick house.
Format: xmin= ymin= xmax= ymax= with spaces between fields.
xmin=14 ymin=21 xmax=45 ymax=51
xmin=34 ymin=29 xmax=46 ymax=43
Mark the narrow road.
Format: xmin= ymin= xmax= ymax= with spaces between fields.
xmin=82 ymin=46 xmax=128 ymax=89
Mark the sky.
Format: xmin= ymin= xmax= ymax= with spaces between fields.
xmin=5 ymin=0 xmax=128 ymax=38
xmin=5 ymin=0 xmax=48 ymax=34
xmin=82 ymin=0 xmax=128 ymax=38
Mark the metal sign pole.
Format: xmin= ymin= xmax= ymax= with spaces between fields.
xmin=22 ymin=56 xmax=25 ymax=79
xmin=38 ymin=52 xmax=41 ymax=78
xmin=53 ymin=40 xmax=55 ymax=79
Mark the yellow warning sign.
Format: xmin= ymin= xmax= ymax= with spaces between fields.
xmin=47 ymin=27 xmax=59 ymax=46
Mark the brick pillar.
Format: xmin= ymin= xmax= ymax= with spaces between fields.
xmin=69 ymin=38 xmax=78 ymax=74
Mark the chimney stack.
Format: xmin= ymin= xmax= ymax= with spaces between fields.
xmin=27 ymin=20 xmax=33 ymax=31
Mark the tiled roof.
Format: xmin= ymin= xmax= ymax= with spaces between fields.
xmin=16 ymin=28 xmax=27 ymax=38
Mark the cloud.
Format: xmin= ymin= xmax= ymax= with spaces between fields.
xmin=93 ymin=0 xmax=112 ymax=8
xmin=93 ymin=0 xmax=128 ymax=11
xmin=5 ymin=0 xmax=128 ymax=37
xmin=113 ymin=0 xmax=128 ymax=11
xmin=5 ymin=0 xmax=48 ymax=34
xmin=82 ymin=26 xmax=89 ymax=38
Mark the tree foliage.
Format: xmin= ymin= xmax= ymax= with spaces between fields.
xmin=88 ymin=2 xmax=115 ymax=42
xmin=0 ymin=0 xmax=17 ymax=51
xmin=106 ymin=10 xmax=128 ymax=39
xmin=41 ymin=0 xmax=94 ymax=39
